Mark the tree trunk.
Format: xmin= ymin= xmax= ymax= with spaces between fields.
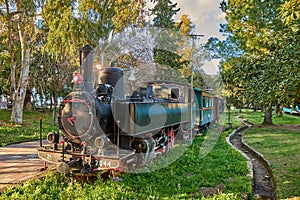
xmin=5 ymin=0 xmax=17 ymax=110
xmin=263 ymin=106 xmax=273 ymax=125
xmin=11 ymin=9 xmax=31 ymax=124
xmin=24 ymin=85 xmax=32 ymax=111
xmin=276 ymin=104 xmax=282 ymax=117
xmin=11 ymin=47 xmax=30 ymax=124
xmin=254 ymin=106 xmax=257 ymax=112
xmin=51 ymin=92 xmax=59 ymax=126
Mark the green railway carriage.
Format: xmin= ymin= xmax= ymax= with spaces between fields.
xmin=193 ymin=88 xmax=218 ymax=131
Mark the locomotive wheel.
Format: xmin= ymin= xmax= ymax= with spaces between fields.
xmin=100 ymin=170 xmax=112 ymax=180
xmin=70 ymin=173 xmax=98 ymax=184
xmin=168 ymin=129 xmax=175 ymax=149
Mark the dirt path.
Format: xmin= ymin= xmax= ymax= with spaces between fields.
xmin=228 ymin=124 xmax=276 ymax=200
xmin=0 ymin=140 xmax=53 ymax=192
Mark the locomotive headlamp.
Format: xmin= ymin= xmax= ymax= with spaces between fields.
xmin=72 ymin=72 xmax=83 ymax=84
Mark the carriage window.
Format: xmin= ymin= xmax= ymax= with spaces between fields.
xmin=209 ymin=98 xmax=213 ymax=107
xmin=171 ymin=88 xmax=179 ymax=99
xmin=203 ymin=97 xmax=209 ymax=108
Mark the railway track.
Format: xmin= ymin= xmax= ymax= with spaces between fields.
xmin=228 ymin=120 xmax=276 ymax=200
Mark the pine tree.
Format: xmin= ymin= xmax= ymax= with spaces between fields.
xmin=150 ymin=0 xmax=180 ymax=29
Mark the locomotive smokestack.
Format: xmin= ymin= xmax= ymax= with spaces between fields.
xmin=80 ymin=44 xmax=94 ymax=95
xmin=99 ymin=67 xmax=125 ymax=99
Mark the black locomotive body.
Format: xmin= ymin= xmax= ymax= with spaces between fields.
xmin=37 ymin=46 xmax=219 ymax=175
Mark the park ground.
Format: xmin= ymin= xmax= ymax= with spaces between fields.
xmin=0 ymin=109 xmax=299 ymax=199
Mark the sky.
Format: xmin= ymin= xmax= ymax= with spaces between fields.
xmin=173 ymin=0 xmax=227 ymax=75
xmin=174 ymin=0 xmax=226 ymax=41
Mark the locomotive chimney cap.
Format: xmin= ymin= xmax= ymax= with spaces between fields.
xmin=80 ymin=44 xmax=93 ymax=52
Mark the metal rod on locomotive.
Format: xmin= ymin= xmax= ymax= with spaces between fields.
xmin=39 ymin=117 xmax=42 ymax=147
xmin=186 ymin=34 xmax=204 ymax=142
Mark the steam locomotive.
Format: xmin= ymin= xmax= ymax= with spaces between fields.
xmin=37 ymin=45 xmax=220 ymax=176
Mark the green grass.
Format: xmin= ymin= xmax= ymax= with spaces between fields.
xmin=240 ymin=110 xmax=300 ymax=199
xmin=0 ymin=110 xmax=56 ymax=146
xmin=2 ymin=108 xmax=299 ymax=199
xmin=237 ymin=109 xmax=300 ymax=125
xmin=0 ymin=118 xmax=252 ymax=199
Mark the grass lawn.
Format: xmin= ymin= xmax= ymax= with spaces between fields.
xmin=0 ymin=109 xmax=56 ymax=146
xmin=0 ymin=112 xmax=253 ymax=199
xmin=0 ymin=132 xmax=252 ymax=199
xmin=238 ymin=109 xmax=300 ymax=125
xmin=240 ymin=110 xmax=300 ymax=199
xmin=1 ymin=108 xmax=299 ymax=199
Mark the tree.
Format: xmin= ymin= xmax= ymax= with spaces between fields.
xmin=0 ymin=50 xmax=11 ymax=96
xmin=41 ymin=0 xmax=145 ymax=125
xmin=150 ymin=0 xmax=180 ymax=29
xmin=278 ymin=0 xmax=300 ymax=32
xmin=0 ymin=0 xmax=37 ymax=124
xmin=41 ymin=0 xmax=83 ymax=125
xmin=209 ymin=0 xmax=299 ymax=124
xmin=150 ymin=1 xmax=188 ymax=78
xmin=277 ymin=0 xmax=300 ymax=106
xmin=11 ymin=0 xmax=38 ymax=123
xmin=0 ymin=0 xmax=19 ymax=106
xmin=175 ymin=14 xmax=195 ymax=35
xmin=0 ymin=0 xmax=149 ymax=125
xmin=112 ymin=0 xmax=145 ymax=32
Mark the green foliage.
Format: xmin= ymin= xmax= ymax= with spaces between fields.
xmin=278 ymin=0 xmax=300 ymax=32
xmin=0 ymin=0 xmax=145 ymax=118
xmin=175 ymin=14 xmax=195 ymax=35
xmin=153 ymin=48 xmax=189 ymax=69
xmin=150 ymin=0 xmax=180 ymax=29
xmin=0 ymin=51 xmax=11 ymax=94
xmin=43 ymin=0 xmax=81 ymax=58
xmin=149 ymin=0 xmax=184 ymax=71
xmin=209 ymin=0 xmax=300 ymax=124
xmin=112 ymin=0 xmax=145 ymax=32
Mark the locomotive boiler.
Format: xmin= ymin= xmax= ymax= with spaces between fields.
xmin=37 ymin=45 xmax=193 ymax=175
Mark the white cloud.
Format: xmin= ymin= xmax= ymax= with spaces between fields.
xmin=172 ymin=0 xmax=225 ymax=75
xmin=215 ymin=12 xmax=226 ymax=21
xmin=173 ymin=0 xmax=226 ymax=42
xmin=202 ymin=59 xmax=220 ymax=75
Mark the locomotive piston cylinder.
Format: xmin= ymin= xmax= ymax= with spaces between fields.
xmin=95 ymin=136 xmax=109 ymax=149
